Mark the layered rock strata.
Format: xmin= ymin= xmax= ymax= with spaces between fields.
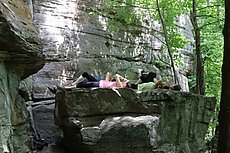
xmin=0 ymin=1 xmax=44 ymax=152
xmin=31 ymin=0 xmax=194 ymax=102
xmin=55 ymin=88 xmax=215 ymax=153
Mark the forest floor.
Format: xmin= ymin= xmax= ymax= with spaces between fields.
xmin=33 ymin=144 xmax=67 ymax=153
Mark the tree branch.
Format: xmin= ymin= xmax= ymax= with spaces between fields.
xmin=200 ymin=19 xmax=225 ymax=29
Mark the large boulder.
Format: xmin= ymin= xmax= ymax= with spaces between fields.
xmin=0 ymin=0 xmax=44 ymax=78
xmin=55 ymin=88 xmax=215 ymax=153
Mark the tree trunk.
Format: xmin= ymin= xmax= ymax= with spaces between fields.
xmin=156 ymin=0 xmax=179 ymax=85
xmin=217 ymin=0 xmax=230 ymax=152
xmin=190 ymin=0 xmax=205 ymax=95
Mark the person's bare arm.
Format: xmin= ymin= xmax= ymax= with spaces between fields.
xmin=115 ymin=74 xmax=123 ymax=79
xmin=115 ymin=75 xmax=123 ymax=87
xmin=135 ymin=78 xmax=143 ymax=84
xmin=115 ymin=74 xmax=129 ymax=87
xmin=105 ymin=72 xmax=113 ymax=81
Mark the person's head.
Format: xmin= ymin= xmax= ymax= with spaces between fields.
xmin=154 ymin=80 xmax=163 ymax=89
xmin=126 ymin=82 xmax=131 ymax=88
xmin=147 ymin=72 xmax=157 ymax=79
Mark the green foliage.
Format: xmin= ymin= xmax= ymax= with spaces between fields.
xmin=102 ymin=0 xmax=142 ymax=31
xmin=195 ymin=0 xmax=224 ymax=147
xmin=198 ymin=0 xmax=224 ymax=98
xmin=91 ymin=0 xmax=224 ymax=150
xmin=186 ymin=0 xmax=224 ymax=98
xmin=98 ymin=0 xmax=224 ymax=95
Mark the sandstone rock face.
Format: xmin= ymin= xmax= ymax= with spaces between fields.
xmin=0 ymin=63 xmax=30 ymax=153
xmin=0 ymin=1 xmax=44 ymax=78
xmin=0 ymin=0 xmax=207 ymax=153
xmin=31 ymin=0 xmax=194 ymax=103
xmin=55 ymin=88 xmax=215 ymax=153
xmin=28 ymin=3 xmax=195 ymax=148
xmin=0 ymin=0 xmax=44 ymax=152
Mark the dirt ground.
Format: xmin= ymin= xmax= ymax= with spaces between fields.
xmin=33 ymin=144 xmax=67 ymax=153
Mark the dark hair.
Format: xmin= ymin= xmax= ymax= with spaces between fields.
xmin=111 ymin=78 xmax=116 ymax=81
xmin=126 ymin=82 xmax=131 ymax=88
xmin=147 ymin=72 xmax=156 ymax=78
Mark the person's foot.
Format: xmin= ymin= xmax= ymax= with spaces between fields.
xmin=170 ymin=84 xmax=181 ymax=91
xmin=48 ymin=87 xmax=57 ymax=94
xmin=64 ymin=85 xmax=76 ymax=89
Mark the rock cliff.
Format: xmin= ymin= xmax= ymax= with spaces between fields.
xmin=0 ymin=0 xmax=44 ymax=152
xmin=22 ymin=1 xmax=197 ymax=151
xmin=0 ymin=0 xmax=210 ymax=153
xmin=55 ymin=88 xmax=215 ymax=153
xmin=31 ymin=0 xmax=194 ymax=103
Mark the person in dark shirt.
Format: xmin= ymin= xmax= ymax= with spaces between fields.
xmin=136 ymin=72 xmax=157 ymax=84
xmin=131 ymin=72 xmax=157 ymax=89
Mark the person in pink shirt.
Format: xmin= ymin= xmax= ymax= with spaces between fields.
xmin=65 ymin=72 xmax=130 ymax=88
xmin=99 ymin=74 xmax=129 ymax=88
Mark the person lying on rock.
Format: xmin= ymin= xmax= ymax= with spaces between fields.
xmin=136 ymin=71 xmax=157 ymax=84
xmin=129 ymin=71 xmax=181 ymax=91
xmin=130 ymin=71 xmax=157 ymax=89
xmin=65 ymin=72 xmax=130 ymax=89
xmin=137 ymin=79 xmax=181 ymax=91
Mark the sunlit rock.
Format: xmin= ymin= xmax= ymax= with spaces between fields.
xmin=32 ymin=0 xmax=194 ymax=101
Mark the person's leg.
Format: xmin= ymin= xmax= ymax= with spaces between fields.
xmin=70 ymin=75 xmax=85 ymax=87
xmin=70 ymin=72 xmax=98 ymax=87
xmin=77 ymin=82 xmax=99 ymax=88
xmin=82 ymin=72 xmax=98 ymax=82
